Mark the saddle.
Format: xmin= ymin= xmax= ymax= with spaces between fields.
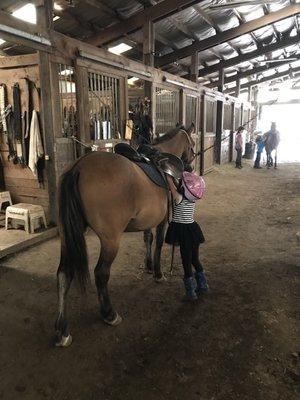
xmin=114 ymin=143 xmax=184 ymax=188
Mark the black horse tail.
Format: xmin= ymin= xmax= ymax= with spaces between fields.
xmin=58 ymin=167 xmax=89 ymax=291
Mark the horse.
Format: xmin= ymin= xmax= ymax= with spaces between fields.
xmin=265 ymin=130 xmax=280 ymax=169
xmin=54 ymin=124 xmax=196 ymax=347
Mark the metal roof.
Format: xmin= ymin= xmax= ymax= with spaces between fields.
xmin=1 ymin=0 xmax=299 ymax=90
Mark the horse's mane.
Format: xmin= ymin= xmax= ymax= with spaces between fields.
xmin=152 ymin=126 xmax=184 ymax=144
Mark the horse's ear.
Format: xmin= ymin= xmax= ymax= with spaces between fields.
xmin=186 ymin=123 xmax=195 ymax=136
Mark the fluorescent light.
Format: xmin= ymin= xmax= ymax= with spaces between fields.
xmin=54 ymin=2 xmax=63 ymax=11
xmin=127 ymin=77 xmax=139 ymax=85
xmin=12 ymin=3 xmax=36 ymax=24
xmin=53 ymin=16 xmax=60 ymax=21
xmin=108 ymin=43 xmax=132 ymax=55
xmin=60 ymin=68 xmax=73 ymax=76
xmin=0 ymin=39 xmax=5 ymax=45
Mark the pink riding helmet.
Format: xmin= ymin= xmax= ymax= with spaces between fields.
xmin=182 ymin=171 xmax=205 ymax=201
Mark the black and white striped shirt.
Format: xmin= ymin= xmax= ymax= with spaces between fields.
xmin=172 ymin=197 xmax=195 ymax=224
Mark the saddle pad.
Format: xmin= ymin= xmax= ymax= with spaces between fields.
xmin=135 ymin=162 xmax=167 ymax=189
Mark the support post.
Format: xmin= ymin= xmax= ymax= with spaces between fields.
xmin=179 ymin=89 xmax=186 ymax=126
xmin=216 ymin=68 xmax=224 ymax=164
xmin=74 ymin=63 xmax=90 ymax=155
xmin=200 ymin=95 xmax=206 ymax=175
xmin=190 ymin=51 xmax=199 ymax=83
xmin=143 ymin=19 xmax=155 ymax=67
xmin=143 ymin=19 xmax=156 ymax=137
xmin=235 ymin=76 xmax=241 ymax=98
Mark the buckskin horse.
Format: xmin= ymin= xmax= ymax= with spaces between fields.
xmin=54 ymin=124 xmax=196 ymax=347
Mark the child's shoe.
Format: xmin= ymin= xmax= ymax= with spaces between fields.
xmin=183 ymin=277 xmax=198 ymax=301
xmin=195 ymin=271 xmax=209 ymax=294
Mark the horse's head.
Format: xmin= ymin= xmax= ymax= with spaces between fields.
xmin=180 ymin=123 xmax=196 ymax=168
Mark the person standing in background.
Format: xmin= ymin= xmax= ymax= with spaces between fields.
xmin=253 ymin=134 xmax=265 ymax=169
xmin=235 ymin=126 xmax=244 ymax=169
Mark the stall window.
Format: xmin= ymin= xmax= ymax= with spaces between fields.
xmin=88 ymin=72 xmax=120 ymax=140
xmin=186 ymin=94 xmax=197 ymax=128
xmin=223 ymin=103 xmax=232 ymax=131
xmin=206 ymin=99 xmax=216 ymax=133
xmin=155 ymin=88 xmax=179 ymax=134
xmin=58 ymin=64 xmax=77 ymax=137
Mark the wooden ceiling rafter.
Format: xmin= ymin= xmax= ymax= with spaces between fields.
xmin=156 ymin=4 xmax=300 ymax=67
xmin=196 ymin=33 xmax=300 ymax=77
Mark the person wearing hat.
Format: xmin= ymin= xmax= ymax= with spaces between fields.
xmin=253 ymin=134 xmax=265 ymax=169
xmin=165 ymin=170 xmax=209 ymax=301
xmin=235 ymin=126 xmax=244 ymax=169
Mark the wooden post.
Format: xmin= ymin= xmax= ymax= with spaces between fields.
xmin=143 ymin=19 xmax=155 ymax=67
xmin=179 ymin=89 xmax=186 ymax=126
xmin=74 ymin=63 xmax=90 ymax=155
xmin=229 ymin=102 xmax=235 ymax=162
xmin=200 ymin=95 xmax=206 ymax=175
xmin=37 ymin=0 xmax=58 ymax=223
xmin=190 ymin=51 xmax=199 ymax=83
xmin=38 ymin=52 xmax=58 ymax=224
xmin=216 ymin=68 xmax=224 ymax=164
xmin=235 ymin=76 xmax=241 ymax=98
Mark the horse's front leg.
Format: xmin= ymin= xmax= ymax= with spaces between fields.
xmin=144 ymin=229 xmax=154 ymax=273
xmin=153 ymin=218 xmax=167 ymax=282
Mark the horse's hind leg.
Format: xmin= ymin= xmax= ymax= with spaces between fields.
xmin=153 ymin=218 xmax=167 ymax=282
xmin=54 ymin=261 xmax=73 ymax=347
xmin=144 ymin=229 xmax=153 ymax=273
xmin=94 ymin=238 xmax=122 ymax=326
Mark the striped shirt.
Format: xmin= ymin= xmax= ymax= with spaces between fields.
xmin=172 ymin=197 xmax=196 ymax=224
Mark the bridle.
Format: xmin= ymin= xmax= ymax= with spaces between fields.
xmin=180 ymin=129 xmax=196 ymax=162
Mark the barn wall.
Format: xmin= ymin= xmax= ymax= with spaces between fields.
xmin=0 ymin=55 xmax=50 ymax=219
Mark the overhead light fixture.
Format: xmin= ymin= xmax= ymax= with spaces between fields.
xmin=12 ymin=3 xmax=36 ymax=24
xmin=78 ymin=50 xmax=152 ymax=78
xmin=108 ymin=43 xmax=132 ymax=55
xmin=0 ymin=38 xmax=5 ymax=45
xmin=127 ymin=77 xmax=139 ymax=85
xmin=53 ymin=16 xmax=60 ymax=21
xmin=163 ymin=77 xmax=198 ymax=91
xmin=54 ymin=2 xmax=63 ymax=11
xmin=209 ymin=0 xmax=278 ymax=10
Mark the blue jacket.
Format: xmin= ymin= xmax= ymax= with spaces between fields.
xmin=257 ymin=140 xmax=265 ymax=153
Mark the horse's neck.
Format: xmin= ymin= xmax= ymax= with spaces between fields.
xmin=153 ymin=134 xmax=184 ymax=157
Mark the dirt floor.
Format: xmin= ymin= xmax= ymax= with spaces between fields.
xmin=0 ymin=162 xmax=299 ymax=400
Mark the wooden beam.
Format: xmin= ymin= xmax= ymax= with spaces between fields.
xmin=207 ymin=54 xmax=300 ymax=88
xmin=226 ymin=65 xmax=300 ymax=93
xmin=190 ymin=51 xmax=199 ymax=82
xmin=143 ymin=19 xmax=155 ymax=66
xmin=156 ymin=4 xmax=300 ymax=66
xmin=0 ymin=9 xmax=51 ymax=51
xmin=86 ymin=0 xmax=202 ymax=46
xmin=197 ymin=33 xmax=300 ymax=77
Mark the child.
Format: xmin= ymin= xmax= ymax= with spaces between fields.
xmin=165 ymin=171 xmax=209 ymax=301
xmin=235 ymin=126 xmax=244 ymax=169
xmin=253 ymin=135 xmax=265 ymax=169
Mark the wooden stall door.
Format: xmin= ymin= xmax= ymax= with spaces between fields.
xmin=221 ymin=102 xmax=232 ymax=164
xmin=155 ymin=87 xmax=180 ymax=135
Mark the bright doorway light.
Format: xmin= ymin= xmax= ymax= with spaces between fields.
xmin=59 ymin=68 xmax=73 ymax=76
xmin=12 ymin=3 xmax=36 ymax=24
xmin=108 ymin=43 xmax=132 ymax=55
xmin=127 ymin=77 xmax=139 ymax=85
xmin=54 ymin=2 xmax=63 ymax=11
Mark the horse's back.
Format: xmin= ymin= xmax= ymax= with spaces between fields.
xmin=72 ymin=152 xmax=167 ymax=233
